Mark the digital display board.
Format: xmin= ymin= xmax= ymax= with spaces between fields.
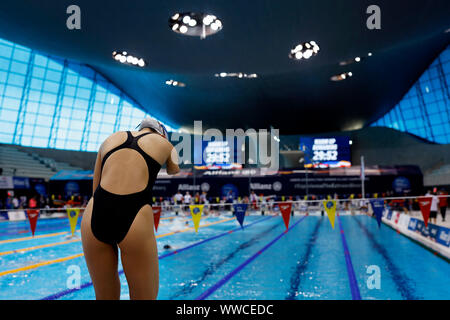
xmin=299 ymin=137 xmax=351 ymax=168
xmin=195 ymin=140 xmax=243 ymax=169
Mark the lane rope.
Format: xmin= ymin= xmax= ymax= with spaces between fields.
xmin=195 ymin=216 xmax=307 ymax=300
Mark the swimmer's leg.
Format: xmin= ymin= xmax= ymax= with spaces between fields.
xmin=81 ymin=198 xmax=120 ymax=300
xmin=118 ymin=205 xmax=159 ymax=300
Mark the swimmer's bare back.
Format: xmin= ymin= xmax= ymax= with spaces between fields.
xmin=97 ymin=129 xmax=179 ymax=194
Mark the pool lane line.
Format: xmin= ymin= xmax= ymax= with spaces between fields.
xmin=353 ymin=216 xmax=419 ymax=300
xmin=286 ymin=217 xmax=323 ymax=300
xmin=41 ymin=216 xmax=273 ymax=300
xmin=0 ymin=239 xmax=80 ymax=256
xmin=195 ymin=216 xmax=308 ymax=300
xmin=155 ymin=217 xmax=235 ymax=237
xmin=337 ymin=214 xmax=361 ymax=300
xmin=0 ymin=253 xmax=85 ymax=277
xmin=0 ymin=216 xmax=229 ymax=253
xmin=159 ymin=216 xmax=274 ymax=259
xmin=0 ymin=215 xmax=207 ymax=238
xmin=0 ymin=217 xmax=236 ymax=279
xmin=0 ymin=223 xmax=81 ymax=237
xmin=0 ymin=231 xmax=74 ymax=244
xmin=168 ymin=217 xmax=279 ymax=299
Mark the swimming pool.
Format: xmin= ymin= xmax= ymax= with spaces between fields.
xmin=0 ymin=213 xmax=449 ymax=300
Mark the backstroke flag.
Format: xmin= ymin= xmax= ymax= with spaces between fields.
xmin=66 ymin=208 xmax=80 ymax=236
xmin=189 ymin=205 xmax=204 ymax=233
xmin=233 ymin=203 xmax=248 ymax=228
xmin=323 ymin=200 xmax=336 ymax=229
xmin=418 ymin=196 xmax=432 ymax=227
xmin=278 ymin=202 xmax=292 ymax=230
xmin=152 ymin=206 xmax=162 ymax=232
xmin=26 ymin=209 xmax=40 ymax=237
xmin=370 ymin=199 xmax=384 ymax=228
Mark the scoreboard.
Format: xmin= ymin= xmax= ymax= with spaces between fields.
xmin=299 ymin=136 xmax=351 ymax=168
xmin=195 ymin=139 xmax=243 ymax=169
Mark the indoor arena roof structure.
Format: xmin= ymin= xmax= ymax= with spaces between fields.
xmin=0 ymin=0 xmax=448 ymax=134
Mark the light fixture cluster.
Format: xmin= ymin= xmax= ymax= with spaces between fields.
xmin=112 ymin=51 xmax=146 ymax=67
xmin=214 ymin=72 xmax=258 ymax=79
xmin=169 ymin=12 xmax=222 ymax=39
xmin=339 ymin=53 xmax=372 ymax=66
xmin=289 ymin=41 xmax=320 ymax=60
xmin=330 ymin=72 xmax=353 ymax=81
xmin=165 ymin=79 xmax=186 ymax=87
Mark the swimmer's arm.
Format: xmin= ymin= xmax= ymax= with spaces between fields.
xmin=166 ymin=146 xmax=180 ymax=175
xmin=92 ymin=150 xmax=102 ymax=194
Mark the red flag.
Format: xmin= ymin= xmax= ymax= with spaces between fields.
xmin=418 ymin=197 xmax=432 ymax=227
xmin=153 ymin=206 xmax=162 ymax=232
xmin=27 ymin=209 xmax=40 ymax=237
xmin=278 ymin=202 xmax=292 ymax=230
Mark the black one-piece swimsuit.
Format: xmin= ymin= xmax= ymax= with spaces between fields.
xmin=91 ymin=131 xmax=161 ymax=245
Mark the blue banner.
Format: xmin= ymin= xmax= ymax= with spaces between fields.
xmin=428 ymin=224 xmax=440 ymax=240
xmin=0 ymin=211 xmax=8 ymax=221
xmin=13 ymin=177 xmax=30 ymax=189
xmin=370 ymin=199 xmax=384 ymax=228
xmin=233 ymin=203 xmax=248 ymax=228
xmin=408 ymin=218 xmax=418 ymax=231
xmin=386 ymin=209 xmax=393 ymax=220
xmin=436 ymin=226 xmax=450 ymax=248
xmin=406 ymin=217 xmax=449 ymax=248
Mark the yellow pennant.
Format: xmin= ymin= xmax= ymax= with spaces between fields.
xmin=66 ymin=208 xmax=80 ymax=236
xmin=323 ymin=200 xmax=336 ymax=229
xmin=189 ymin=205 xmax=204 ymax=233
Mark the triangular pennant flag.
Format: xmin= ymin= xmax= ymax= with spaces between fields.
xmin=152 ymin=206 xmax=162 ymax=232
xmin=189 ymin=205 xmax=204 ymax=233
xmin=66 ymin=208 xmax=80 ymax=236
xmin=370 ymin=199 xmax=384 ymax=228
xmin=323 ymin=200 xmax=336 ymax=229
xmin=233 ymin=203 xmax=248 ymax=228
xmin=418 ymin=196 xmax=432 ymax=227
xmin=278 ymin=202 xmax=292 ymax=230
xmin=26 ymin=209 xmax=40 ymax=237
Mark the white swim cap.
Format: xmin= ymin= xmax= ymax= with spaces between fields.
xmin=138 ymin=117 xmax=168 ymax=139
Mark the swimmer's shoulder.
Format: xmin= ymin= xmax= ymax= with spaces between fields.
xmin=134 ymin=130 xmax=174 ymax=150
xmin=99 ymin=131 xmax=129 ymax=154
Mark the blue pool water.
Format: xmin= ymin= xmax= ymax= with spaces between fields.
xmin=0 ymin=214 xmax=449 ymax=300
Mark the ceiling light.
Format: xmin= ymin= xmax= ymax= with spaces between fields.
xmin=368 ymin=52 xmax=372 ymax=56
xmin=330 ymin=71 xmax=353 ymax=81
xmin=182 ymin=15 xmax=191 ymax=24
xmin=169 ymin=12 xmax=223 ymax=39
xmin=203 ymin=15 xmax=213 ymax=25
xmin=215 ymin=72 xmax=258 ymax=79
xmin=355 ymin=57 xmax=361 ymax=62
xmin=289 ymin=41 xmax=320 ymax=61
xmin=112 ymin=51 xmax=147 ymax=68
xmin=210 ymin=22 xmax=219 ymax=31
xmin=165 ymin=79 xmax=186 ymax=87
